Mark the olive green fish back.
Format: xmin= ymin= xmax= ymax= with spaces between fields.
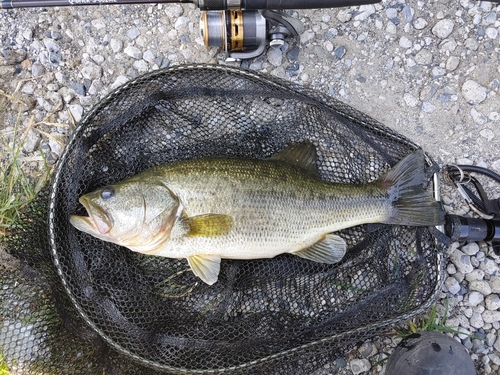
xmin=4 ymin=65 xmax=446 ymax=374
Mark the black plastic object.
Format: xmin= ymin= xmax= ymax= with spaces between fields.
xmin=445 ymin=214 xmax=500 ymax=243
xmin=386 ymin=331 xmax=477 ymax=375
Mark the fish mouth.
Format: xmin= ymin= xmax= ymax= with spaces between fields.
xmin=70 ymin=196 xmax=113 ymax=235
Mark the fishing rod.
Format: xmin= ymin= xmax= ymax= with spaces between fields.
xmin=1 ymin=0 xmax=379 ymax=10
xmin=1 ymin=0 xmax=380 ymax=60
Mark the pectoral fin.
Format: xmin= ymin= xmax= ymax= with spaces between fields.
xmin=184 ymin=214 xmax=233 ymax=237
xmin=187 ymin=254 xmax=221 ymax=285
xmin=293 ymin=234 xmax=347 ymax=264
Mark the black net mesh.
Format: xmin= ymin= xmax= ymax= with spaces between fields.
xmin=4 ymin=64 xmax=446 ymax=374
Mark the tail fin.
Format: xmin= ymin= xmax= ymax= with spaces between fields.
xmin=379 ymin=150 xmax=445 ymax=226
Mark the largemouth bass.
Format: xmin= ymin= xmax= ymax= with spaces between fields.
xmin=70 ymin=143 xmax=444 ymax=285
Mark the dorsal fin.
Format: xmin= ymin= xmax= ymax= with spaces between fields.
xmin=269 ymin=141 xmax=319 ymax=176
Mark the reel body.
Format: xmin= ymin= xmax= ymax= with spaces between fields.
xmin=200 ymin=9 xmax=302 ymax=60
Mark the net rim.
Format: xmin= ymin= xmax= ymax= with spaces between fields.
xmin=47 ymin=64 xmax=446 ymax=374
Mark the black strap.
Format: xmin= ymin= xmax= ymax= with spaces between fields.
xmin=444 ymin=164 xmax=500 ymax=219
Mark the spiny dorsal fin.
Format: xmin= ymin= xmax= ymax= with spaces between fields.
xmin=187 ymin=254 xmax=221 ymax=285
xmin=269 ymin=141 xmax=319 ymax=176
xmin=292 ymin=234 xmax=347 ymax=264
xmin=184 ymin=214 xmax=233 ymax=237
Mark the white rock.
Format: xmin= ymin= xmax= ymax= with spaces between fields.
xmin=81 ymin=62 xmax=102 ymax=80
xmin=491 ymin=276 xmax=500 ymax=294
xmin=133 ymin=60 xmax=149 ymax=73
xmin=68 ymin=104 xmax=84 ymax=123
xmin=110 ymin=38 xmax=123 ymax=53
xmin=354 ymin=5 xmax=376 ymax=21
xmin=43 ymin=38 xmax=60 ymax=52
xmin=337 ymin=9 xmax=353 ymax=22
xmin=482 ymin=310 xmax=500 ymax=324
xmin=413 ymin=18 xmax=428 ymax=30
xmin=446 ymin=56 xmax=460 ymax=71
xmin=399 ymin=36 xmax=412 ymax=48
xmin=386 ymin=8 xmax=397 ymax=19
xmin=164 ymin=3 xmax=183 ymax=18
xmin=470 ymin=280 xmax=492 ymax=295
xmin=22 ymin=129 xmax=41 ymax=153
xmin=468 ymin=291 xmax=484 ymax=307
xmin=462 ymin=242 xmax=479 ymax=255
xmin=486 ymin=332 xmax=496 ymax=347
xmin=111 ymin=75 xmax=130 ymax=90
xmin=489 ymin=353 xmax=500 ymax=366
xmin=174 ymin=16 xmax=190 ymax=30
xmin=415 ymin=49 xmax=433 ymax=65
xmin=471 ymin=108 xmax=488 ymax=125
xmin=450 ymin=249 xmax=474 ymax=274
xmin=440 ymin=38 xmax=457 ymax=52
xmin=431 ymin=66 xmax=446 ymax=78
xmin=485 ymin=294 xmax=500 ymax=311
xmin=386 ymin=22 xmax=397 ymax=34
xmin=461 ymin=80 xmax=488 ymax=105
xmin=470 ymin=312 xmax=484 ymax=328
xmin=323 ymin=40 xmax=334 ymax=52
xmin=432 ymin=19 xmax=455 ymax=39
xmin=486 ymin=27 xmax=498 ymax=39
xmin=466 ymin=269 xmax=485 ymax=282
xmin=48 ymin=133 xmax=68 ymax=157
xmin=124 ymin=45 xmax=142 ymax=60
xmin=300 ymin=30 xmax=315 ymax=44
xmin=445 ymin=276 xmax=461 ymax=295
xmin=350 ymin=358 xmax=371 ymax=375
xmin=447 ymin=263 xmax=457 ymax=274
xmin=480 ymin=128 xmax=495 ymax=141
xmin=480 ymin=259 xmax=500 ymax=276
xmin=127 ymin=27 xmax=141 ymax=40
xmin=404 ymin=93 xmax=419 ymax=107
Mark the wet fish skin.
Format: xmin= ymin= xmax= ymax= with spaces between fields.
xmin=70 ymin=143 xmax=444 ymax=285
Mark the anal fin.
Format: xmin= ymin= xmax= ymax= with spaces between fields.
xmin=293 ymin=234 xmax=347 ymax=264
xmin=187 ymin=254 xmax=221 ymax=285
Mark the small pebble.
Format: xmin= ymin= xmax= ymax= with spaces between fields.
xmin=468 ymin=291 xmax=484 ymax=307
xmin=413 ymin=18 xmax=428 ymax=30
xmin=350 ymin=358 xmax=371 ymax=375
xmin=432 ymin=19 xmax=455 ymax=38
xmin=124 ymin=45 xmax=142 ymax=59
xmin=462 ymin=80 xmax=488 ymax=105
xmin=483 ymin=311 xmax=500 ymax=324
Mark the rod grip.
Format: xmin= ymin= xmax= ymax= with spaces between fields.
xmin=243 ymin=0 xmax=381 ymax=9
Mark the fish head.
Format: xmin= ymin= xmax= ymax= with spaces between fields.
xmin=70 ymin=179 xmax=180 ymax=252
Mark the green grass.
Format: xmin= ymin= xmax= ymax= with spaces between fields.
xmin=395 ymin=300 xmax=481 ymax=339
xmin=0 ymin=90 xmax=52 ymax=240
xmin=0 ymin=353 xmax=9 ymax=375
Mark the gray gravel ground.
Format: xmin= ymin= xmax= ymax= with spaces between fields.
xmin=1 ymin=0 xmax=500 ymax=374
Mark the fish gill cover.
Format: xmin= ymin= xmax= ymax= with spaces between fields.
xmin=4 ymin=64 xmax=446 ymax=374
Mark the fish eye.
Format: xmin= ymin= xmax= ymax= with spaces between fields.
xmin=100 ymin=186 xmax=115 ymax=200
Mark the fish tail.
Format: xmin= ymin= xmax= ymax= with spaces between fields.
xmin=379 ymin=150 xmax=445 ymax=226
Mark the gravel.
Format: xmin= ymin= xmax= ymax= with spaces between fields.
xmin=1 ymin=0 xmax=500 ymax=374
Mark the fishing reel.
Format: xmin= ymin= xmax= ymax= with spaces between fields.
xmin=200 ymin=9 xmax=303 ymax=60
